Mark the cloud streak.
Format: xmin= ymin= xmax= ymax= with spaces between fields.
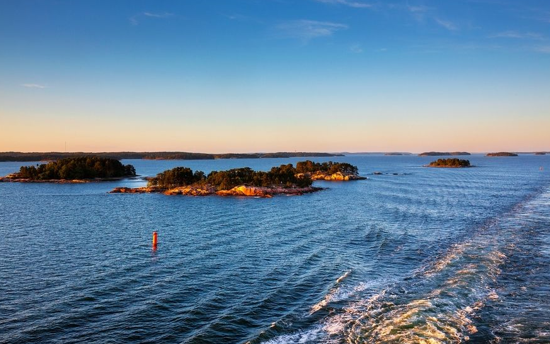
xmin=314 ymin=0 xmax=373 ymax=8
xmin=534 ymin=45 xmax=550 ymax=53
xmin=143 ymin=12 xmax=173 ymax=18
xmin=434 ymin=18 xmax=458 ymax=31
xmin=22 ymin=83 xmax=46 ymax=89
xmin=276 ymin=20 xmax=348 ymax=41
xmin=130 ymin=12 xmax=174 ymax=25
xmin=350 ymin=44 xmax=363 ymax=53
xmin=490 ymin=31 xmax=544 ymax=40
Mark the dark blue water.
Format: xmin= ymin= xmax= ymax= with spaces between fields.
xmin=0 ymin=155 xmax=549 ymax=343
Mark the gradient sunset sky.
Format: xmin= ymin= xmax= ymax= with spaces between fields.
xmin=1 ymin=0 xmax=549 ymax=153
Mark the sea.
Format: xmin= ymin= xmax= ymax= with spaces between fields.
xmin=0 ymin=154 xmax=549 ymax=343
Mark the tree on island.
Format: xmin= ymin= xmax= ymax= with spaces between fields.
xmin=486 ymin=152 xmax=518 ymax=157
xmin=295 ymin=160 xmax=359 ymax=175
xmin=428 ymin=158 xmax=471 ymax=168
xmin=16 ymin=157 xmax=136 ymax=180
xmin=148 ymin=164 xmax=313 ymax=190
xmin=145 ymin=160 xmax=365 ymax=191
xmin=147 ymin=167 xmax=204 ymax=189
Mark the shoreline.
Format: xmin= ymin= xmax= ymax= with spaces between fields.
xmin=0 ymin=176 xmax=141 ymax=183
xmin=110 ymin=184 xmax=325 ymax=198
xmin=424 ymin=165 xmax=475 ymax=169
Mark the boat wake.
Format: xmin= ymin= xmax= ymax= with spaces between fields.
xmin=262 ymin=186 xmax=550 ymax=344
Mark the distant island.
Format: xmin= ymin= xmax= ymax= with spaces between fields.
xmin=0 ymin=157 xmax=136 ymax=183
xmin=111 ymin=160 xmax=366 ymax=197
xmin=384 ymin=152 xmax=412 ymax=156
xmin=486 ymin=152 xmax=518 ymax=157
xmin=534 ymin=152 xmax=546 ymax=156
xmin=419 ymin=152 xmax=471 ymax=157
xmin=427 ymin=158 xmax=472 ymax=168
xmin=0 ymin=151 xmax=343 ymax=162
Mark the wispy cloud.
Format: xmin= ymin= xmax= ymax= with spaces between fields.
xmin=489 ymin=31 xmax=544 ymax=40
xmin=534 ymin=45 xmax=550 ymax=54
xmin=276 ymin=20 xmax=348 ymax=41
xmin=130 ymin=12 xmax=174 ymax=25
xmin=314 ymin=0 xmax=373 ymax=8
xmin=407 ymin=5 xmax=432 ymax=13
xmin=22 ymin=83 xmax=46 ymax=89
xmin=143 ymin=12 xmax=173 ymax=18
xmin=350 ymin=44 xmax=363 ymax=53
xmin=221 ymin=13 xmax=263 ymax=24
xmin=386 ymin=3 xmax=433 ymax=21
xmin=434 ymin=18 xmax=458 ymax=31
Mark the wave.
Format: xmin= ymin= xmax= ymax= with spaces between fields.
xmin=262 ymin=186 xmax=550 ymax=344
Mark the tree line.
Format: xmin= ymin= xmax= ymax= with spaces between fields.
xmin=17 ymin=157 xmax=136 ymax=180
xmin=428 ymin=158 xmax=471 ymax=168
xmin=147 ymin=161 xmax=360 ymax=190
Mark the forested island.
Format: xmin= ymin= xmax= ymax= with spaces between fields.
xmin=0 ymin=157 xmax=136 ymax=182
xmin=0 ymin=151 xmax=342 ymax=162
xmin=486 ymin=152 xmax=518 ymax=157
xmin=111 ymin=160 xmax=366 ymax=197
xmin=427 ymin=158 xmax=472 ymax=168
xmin=419 ymin=152 xmax=471 ymax=157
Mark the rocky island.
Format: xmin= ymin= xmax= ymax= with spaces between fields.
xmin=111 ymin=161 xmax=366 ymax=198
xmin=426 ymin=158 xmax=472 ymax=168
xmin=419 ymin=151 xmax=471 ymax=157
xmin=486 ymin=152 xmax=518 ymax=157
xmin=0 ymin=157 xmax=136 ymax=183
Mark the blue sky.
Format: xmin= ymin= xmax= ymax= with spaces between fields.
xmin=0 ymin=0 xmax=549 ymax=152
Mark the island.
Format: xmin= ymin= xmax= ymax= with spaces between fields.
xmin=0 ymin=157 xmax=137 ymax=183
xmin=0 ymin=151 xmax=343 ymax=162
xmin=111 ymin=161 xmax=366 ymax=198
xmin=486 ymin=152 xmax=518 ymax=157
xmin=426 ymin=158 xmax=472 ymax=168
xmin=419 ymin=152 xmax=471 ymax=157
xmin=384 ymin=152 xmax=412 ymax=156
xmin=534 ymin=152 xmax=546 ymax=156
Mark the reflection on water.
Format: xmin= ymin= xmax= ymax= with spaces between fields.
xmin=0 ymin=155 xmax=549 ymax=343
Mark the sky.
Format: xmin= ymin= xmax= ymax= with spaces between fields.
xmin=0 ymin=0 xmax=549 ymax=153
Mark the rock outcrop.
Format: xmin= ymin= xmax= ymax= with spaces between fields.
xmin=308 ymin=171 xmax=367 ymax=181
xmin=164 ymin=185 xmax=215 ymax=196
xmin=111 ymin=184 xmax=323 ymax=197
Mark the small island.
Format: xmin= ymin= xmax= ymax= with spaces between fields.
xmin=0 ymin=157 xmax=137 ymax=183
xmin=534 ymin=152 xmax=546 ymax=156
xmin=426 ymin=158 xmax=472 ymax=168
xmin=111 ymin=160 xmax=366 ymax=197
xmin=486 ymin=152 xmax=518 ymax=157
xmin=419 ymin=151 xmax=471 ymax=157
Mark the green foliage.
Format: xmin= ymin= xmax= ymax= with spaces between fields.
xmin=148 ymin=167 xmax=205 ymax=188
xmin=17 ymin=157 xmax=136 ymax=180
xmin=206 ymin=164 xmax=312 ymax=190
xmin=428 ymin=158 xmax=471 ymax=168
xmin=145 ymin=160 xmax=362 ymax=190
xmin=296 ymin=160 xmax=358 ymax=175
xmin=148 ymin=163 xmax=316 ymax=190
xmin=486 ymin=152 xmax=518 ymax=157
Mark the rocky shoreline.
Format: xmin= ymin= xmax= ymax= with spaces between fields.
xmin=307 ymin=171 xmax=367 ymax=181
xmin=110 ymin=184 xmax=323 ymax=198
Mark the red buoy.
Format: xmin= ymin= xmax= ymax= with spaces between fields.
xmin=152 ymin=231 xmax=158 ymax=250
